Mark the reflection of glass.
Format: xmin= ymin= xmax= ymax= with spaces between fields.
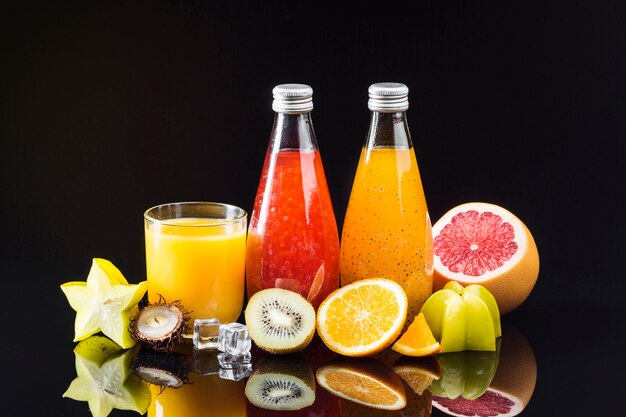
xmin=431 ymin=322 xmax=537 ymax=417
xmin=148 ymin=373 xmax=247 ymax=417
xmin=144 ymin=202 xmax=247 ymax=325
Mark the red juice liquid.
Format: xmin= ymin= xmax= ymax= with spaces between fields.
xmin=246 ymin=149 xmax=339 ymax=309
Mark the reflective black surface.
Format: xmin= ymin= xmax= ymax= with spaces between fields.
xmin=4 ymin=260 xmax=624 ymax=416
xmin=2 ymin=0 xmax=625 ymax=416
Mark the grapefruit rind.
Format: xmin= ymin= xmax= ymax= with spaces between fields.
xmin=432 ymin=202 xmax=539 ymax=314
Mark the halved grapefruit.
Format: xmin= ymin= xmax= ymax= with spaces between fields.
xmin=432 ymin=202 xmax=539 ymax=314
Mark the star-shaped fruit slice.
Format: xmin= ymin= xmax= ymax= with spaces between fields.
xmin=61 ymin=258 xmax=148 ymax=348
xmin=63 ymin=335 xmax=151 ymax=417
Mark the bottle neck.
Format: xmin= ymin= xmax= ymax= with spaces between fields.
xmin=270 ymin=112 xmax=318 ymax=152
xmin=364 ymin=111 xmax=412 ymax=149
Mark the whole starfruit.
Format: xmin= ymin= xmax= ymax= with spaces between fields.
xmin=420 ymin=281 xmax=501 ymax=352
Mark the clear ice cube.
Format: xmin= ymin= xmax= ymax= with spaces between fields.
xmin=193 ymin=318 xmax=221 ymax=350
xmin=193 ymin=350 xmax=220 ymax=376
xmin=217 ymin=352 xmax=252 ymax=368
xmin=217 ymin=323 xmax=251 ymax=355
xmin=219 ymin=363 xmax=252 ymax=381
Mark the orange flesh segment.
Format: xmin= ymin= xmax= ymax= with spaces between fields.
xmin=324 ymin=285 xmax=402 ymax=349
xmin=323 ymin=370 xmax=403 ymax=406
xmin=392 ymin=313 xmax=441 ymax=356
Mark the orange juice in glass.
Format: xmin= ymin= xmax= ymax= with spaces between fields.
xmin=144 ymin=202 xmax=247 ymax=328
xmin=341 ymin=83 xmax=433 ymax=322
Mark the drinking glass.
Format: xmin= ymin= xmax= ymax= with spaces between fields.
xmin=144 ymin=202 xmax=247 ymax=329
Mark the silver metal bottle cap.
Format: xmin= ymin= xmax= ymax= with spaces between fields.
xmin=272 ymin=84 xmax=314 ymax=113
xmin=368 ymin=82 xmax=409 ymax=112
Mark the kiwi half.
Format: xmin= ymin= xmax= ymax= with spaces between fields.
xmin=245 ymin=288 xmax=316 ymax=354
xmin=245 ymin=355 xmax=316 ymax=411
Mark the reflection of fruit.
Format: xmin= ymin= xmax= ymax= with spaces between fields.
xmin=392 ymin=356 xmax=441 ymax=395
xmin=245 ymin=288 xmax=316 ymax=354
xmin=432 ymin=202 xmax=540 ymax=314
xmin=432 ymin=323 xmax=536 ymax=416
xmin=392 ymin=313 xmax=441 ymax=357
xmin=61 ymin=258 xmax=148 ymax=348
xmin=316 ymin=357 xmax=407 ymax=410
xmin=339 ymin=381 xmax=431 ymax=417
xmin=245 ymin=354 xmax=316 ymax=411
xmin=63 ymin=335 xmax=151 ymax=417
xmin=316 ymin=278 xmax=408 ymax=357
xmin=428 ymin=340 xmax=500 ymax=401
xmin=421 ymin=281 xmax=501 ymax=352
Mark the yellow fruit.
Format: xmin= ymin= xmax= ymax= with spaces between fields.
xmin=316 ymin=358 xmax=407 ymax=410
xmin=392 ymin=313 xmax=441 ymax=357
xmin=316 ymin=278 xmax=408 ymax=357
xmin=432 ymin=202 xmax=540 ymax=314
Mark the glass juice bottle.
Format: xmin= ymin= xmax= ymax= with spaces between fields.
xmin=341 ymin=82 xmax=433 ymax=321
xmin=246 ymin=84 xmax=340 ymax=309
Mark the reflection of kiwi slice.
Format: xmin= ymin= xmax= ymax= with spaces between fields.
xmin=245 ymin=288 xmax=316 ymax=354
xmin=245 ymin=355 xmax=316 ymax=411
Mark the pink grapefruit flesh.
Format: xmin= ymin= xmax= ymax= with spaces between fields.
xmin=432 ymin=202 xmax=539 ymax=314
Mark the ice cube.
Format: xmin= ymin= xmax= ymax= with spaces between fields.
xmin=217 ymin=323 xmax=251 ymax=355
xmin=217 ymin=352 xmax=252 ymax=369
xmin=193 ymin=318 xmax=221 ymax=351
xmin=219 ymin=363 xmax=252 ymax=381
xmin=193 ymin=350 xmax=220 ymax=376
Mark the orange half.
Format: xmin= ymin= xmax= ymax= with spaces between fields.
xmin=316 ymin=278 xmax=408 ymax=357
xmin=316 ymin=358 xmax=407 ymax=410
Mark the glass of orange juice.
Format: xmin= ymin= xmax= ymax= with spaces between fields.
xmin=144 ymin=202 xmax=247 ymax=330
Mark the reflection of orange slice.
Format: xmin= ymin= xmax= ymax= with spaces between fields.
xmin=392 ymin=313 xmax=441 ymax=357
xmin=316 ymin=358 xmax=407 ymax=410
xmin=316 ymin=278 xmax=408 ymax=357
xmin=392 ymin=356 xmax=441 ymax=395
xmin=340 ymin=378 xmax=432 ymax=417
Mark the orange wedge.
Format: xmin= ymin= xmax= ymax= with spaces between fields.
xmin=316 ymin=278 xmax=408 ymax=357
xmin=392 ymin=356 xmax=441 ymax=395
xmin=391 ymin=313 xmax=441 ymax=357
xmin=316 ymin=358 xmax=407 ymax=410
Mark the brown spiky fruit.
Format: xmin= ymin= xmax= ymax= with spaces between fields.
xmin=130 ymin=299 xmax=190 ymax=352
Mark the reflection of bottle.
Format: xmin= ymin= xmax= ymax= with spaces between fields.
xmin=246 ymin=84 xmax=340 ymax=309
xmin=148 ymin=373 xmax=246 ymax=417
xmin=341 ymin=82 xmax=433 ymax=321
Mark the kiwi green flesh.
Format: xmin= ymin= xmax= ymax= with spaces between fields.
xmin=245 ymin=372 xmax=315 ymax=411
xmin=245 ymin=288 xmax=316 ymax=354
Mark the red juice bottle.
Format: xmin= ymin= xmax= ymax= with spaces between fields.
xmin=246 ymin=84 xmax=339 ymax=309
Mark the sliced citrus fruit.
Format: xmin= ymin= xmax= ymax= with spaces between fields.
xmin=316 ymin=358 xmax=407 ymax=410
xmin=316 ymin=278 xmax=408 ymax=357
xmin=391 ymin=312 xmax=441 ymax=357
xmin=392 ymin=356 xmax=441 ymax=396
xmin=432 ymin=202 xmax=540 ymax=314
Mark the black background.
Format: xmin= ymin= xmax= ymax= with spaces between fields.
xmin=1 ymin=1 xmax=626 ymax=415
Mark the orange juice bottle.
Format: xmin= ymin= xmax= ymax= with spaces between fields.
xmin=341 ymin=83 xmax=433 ymax=322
